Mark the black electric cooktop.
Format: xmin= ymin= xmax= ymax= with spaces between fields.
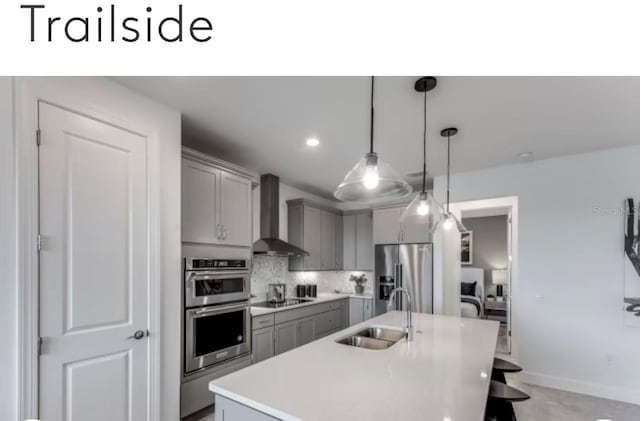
xmin=252 ymin=298 xmax=314 ymax=308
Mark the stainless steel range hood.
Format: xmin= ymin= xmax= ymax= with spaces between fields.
xmin=253 ymin=174 xmax=309 ymax=256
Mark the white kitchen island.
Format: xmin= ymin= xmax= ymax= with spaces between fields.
xmin=209 ymin=311 xmax=499 ymax=421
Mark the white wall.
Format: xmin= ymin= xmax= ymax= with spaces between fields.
xmin=433 ymin=145 xmax=640 ymax=404
xmin=10 ymin=77 xmax=181 ymax=421
xmin=0 ymin=77 xmax=17 ymax=421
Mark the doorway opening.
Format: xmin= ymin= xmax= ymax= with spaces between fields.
xmin=451 ymin=196 xmax=517 ymax=356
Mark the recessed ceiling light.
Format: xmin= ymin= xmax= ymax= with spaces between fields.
xmin=306 ymin=138 xmax=320 ymax=147
xmin=517 ymin=151 xmax=534 ymax=161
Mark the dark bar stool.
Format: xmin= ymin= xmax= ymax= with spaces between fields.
xmin=492 ymin=357 xmax=522 ymax=383
xmin=485 ymin=380 xmax=530 ymax=421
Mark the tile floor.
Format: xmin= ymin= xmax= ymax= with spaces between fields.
xmin=189 ymin=382 xmax=640 ymax=420
xmin=509 ymin=379 xmax=640 ymax=421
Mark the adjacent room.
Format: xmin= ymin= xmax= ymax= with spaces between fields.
xmin=2 ymin=76 xmax=640 ymax=421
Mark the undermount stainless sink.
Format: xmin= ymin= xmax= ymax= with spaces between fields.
xmin=335 ymin=326 xmax=406 ymax=350
xmin=355 ymin=327 xmax=406 ymax=343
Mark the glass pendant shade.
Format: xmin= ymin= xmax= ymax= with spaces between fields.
xmin=400 ymin=191 xmax=444 ymax=230
xmin=431 ymin=210 xmax=467 ymax=234
xmin=334 ymin=152 xmax=412 ymax=203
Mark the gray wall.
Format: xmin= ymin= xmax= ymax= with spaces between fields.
xmin=461 ymin=215 xmax=508 ymax=296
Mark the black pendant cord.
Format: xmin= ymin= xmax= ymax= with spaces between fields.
xmin=446 ymin=133 xmax=451 ymax=213
xmin=370 ymin=76 xmax=375 ymax=154
xmin=422 ymin=88 xmax=427 ymax=193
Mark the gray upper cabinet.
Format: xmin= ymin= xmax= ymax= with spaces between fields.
xmin=182 ymin=158 xmax=220 ymax=244
xmin=373 ymin=207 xmax=404 ymax=244
xmin=373 ymin=205 xmax=430 ymax=244
xmin=288 ymin=199 xmax=342 ymax=271
xmin=335 ymin=215 xmax=343 ymax=269
xmin=219 ymin=171 xmax=252 ymax=246
xmin=342 ymin=215 xmax=357 ymax=270
xmin=343 ymin=210 xmax=373 ymax=271
xmin=182 ymin=148 xmax=257 ymax=247
xmin=320 ymin=211 xmax=336 ymax=269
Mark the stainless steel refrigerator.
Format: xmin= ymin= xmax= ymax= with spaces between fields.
xmin=374 ymin=243 xmax=433 ymax=316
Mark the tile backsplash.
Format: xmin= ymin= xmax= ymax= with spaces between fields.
xmin=251 ymin=256 xmax=373 ymax=301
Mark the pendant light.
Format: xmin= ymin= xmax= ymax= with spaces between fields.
xmin=334 ymin=76 xmax=412 ymax=203
xmin=434 ymin=127 xmax=467 ymax=232
xmin=401 ymin=77 xmax=443 ymax=225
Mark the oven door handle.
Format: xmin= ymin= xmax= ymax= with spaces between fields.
xmin=188 ymin=271 xmax=249 ymax=279
xmin=193 ymin=303 xmax=249 ymax=316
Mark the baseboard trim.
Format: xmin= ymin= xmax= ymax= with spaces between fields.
xmin=517 ymin=371 xmax=640 ymax=406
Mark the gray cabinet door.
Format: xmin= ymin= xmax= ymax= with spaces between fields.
xmin=252 ymin=326 xmax=274 ymax=363
xmin=335 ymin=215 xmax=343 ymax=270
xmin=303 ymin=207 xmax=322 ymax=270
xmin=297 ymin=317 xmax=316 ymax=346
xmin=373 ymin=207 xmax=403 ymax=244
xmin=363 ymin=299 xmax=373 ymax=321
xmin=349 ymin=298 xmax=364 ymax=326
xmin=181 ymin=157 xmax=220 ymax=244
xmin=274 ymin=321 xmax=297 ymax=355
xmin=220 ymin=171 xmax=252 ymax=247
xmin=355 ymin=212 xmax=373 ymax=270
xmin=402 ymin=215 xmax=431 ymax=244
xmin=342 ymin=214 xmax=356 ymax=270
xmin=320 ymin=210 xmax=336 ymax=270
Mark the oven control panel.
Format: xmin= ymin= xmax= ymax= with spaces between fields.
xmin=186 ymin=258 xmax=248 ymax=270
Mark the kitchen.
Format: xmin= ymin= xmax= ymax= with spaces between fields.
xmin=5 ymin=76 xmax=640 ymax=421
xmin=176 ymin=77 xmax=502 ymax=420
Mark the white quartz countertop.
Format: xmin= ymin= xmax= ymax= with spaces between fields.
xmin=210 ymin=311 xmax=499 ymax=421
xmin=251 ymin=292 xmax=373 ymax=316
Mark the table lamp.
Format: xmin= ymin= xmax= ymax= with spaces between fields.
xmin=492 ymin=269 xmax=508 ymax=299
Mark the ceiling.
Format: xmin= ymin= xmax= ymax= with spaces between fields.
xmin=114 ymin=76 xmax=640 ymax=201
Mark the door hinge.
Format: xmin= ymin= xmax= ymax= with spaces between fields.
xmin=37 ymin=234 xmax=42 ymax=252
xmin=36 ymin=129 xmax=41 ymax=146
xmin=38 ymin=337 xmax=43 ymax=356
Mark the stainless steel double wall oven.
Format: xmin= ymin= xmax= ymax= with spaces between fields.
xmin=183 ymin=257 xmax=251 ymax=374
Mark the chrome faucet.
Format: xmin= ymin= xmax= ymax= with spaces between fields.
xmin=388 ymin=287 xmax=413 ymax=341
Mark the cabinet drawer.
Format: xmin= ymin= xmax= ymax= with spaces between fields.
xmin=273 ymin=299 xmax=346 ymax=324
xmin=316 ymin=309 xmax=342 ymax=335
xmin=252 ymin=313 xmax=275 ymax=330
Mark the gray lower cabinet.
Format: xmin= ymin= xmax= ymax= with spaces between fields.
xmin=297 ymin=316 xmax=316 ymax=346
xmin=349 ymin=297 xmax=374 ymax=326
xmin=349 ymin=298 xmax=364 ymax=325
xmin=253 ymin=299 xmax=347 ymax=363
xmin=274 ymin=321 xmax=297 ymax=355
xmin=215 ymin=395 xmax=279 ymax=421
xmin=252 ymin=326 xmax=274 ymax=364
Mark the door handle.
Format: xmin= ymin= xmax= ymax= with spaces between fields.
xmin=127 ymin=330 xmax=147 ymax=340
xmin=216 ymin=224 xmax=222 ymax=240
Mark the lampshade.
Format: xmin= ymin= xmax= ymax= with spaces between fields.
xmin=400 ymin=191 xmax=441 ymax=224
xmin=492 ymin=269 xmax=508 ymax=285
xmin=334 ymin=152 xmax=412 ymax=203
xmin=429 ymin=204 xmax=466 ymax=234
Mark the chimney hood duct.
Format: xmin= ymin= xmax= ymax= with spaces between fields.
xmin=253 ymin=174 xmax=309 ymax=256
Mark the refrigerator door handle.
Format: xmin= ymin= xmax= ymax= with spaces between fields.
xmin=398 ymin=263 xmax=403 ymax=310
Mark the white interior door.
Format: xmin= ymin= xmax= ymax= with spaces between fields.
xmin=38 ymin=102 xmax=150 ymax=421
